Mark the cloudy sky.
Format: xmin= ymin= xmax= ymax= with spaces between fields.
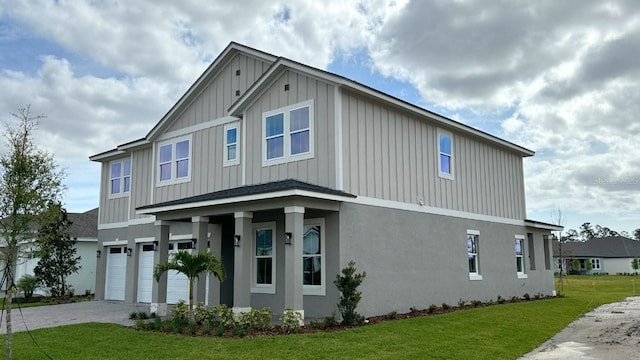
xmin=0 ymin=0 xmax=638 ymax=234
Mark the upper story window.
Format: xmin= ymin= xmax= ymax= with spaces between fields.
xmin=515 ymin=235 xmax=527 ymax=279
xmin=109 ymin=158 xmax=130 ymax=197
xmin=224 ymin=123 xmax=240 ymax=166
xmin=262 ymin=100 xmax=314 ymax=166
xmin=157 ymin=135 xmax=192 ymax=185
xmin=438 ymin=129 xmax=454 ymax=180
xmin=467 ymin=230 xmax=482 ymax=280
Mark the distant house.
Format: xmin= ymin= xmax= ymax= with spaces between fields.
xmin=6 ymin=208 xmax=99 ymax=295
xmin=553 ymin=236 xmax=640 ymax=274
xmin=90 ymin=42 xmax=561 ymax=319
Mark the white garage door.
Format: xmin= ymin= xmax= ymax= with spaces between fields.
xmin=166 ymin=242 xmax=191 ymax=304
xmin=105 ymin=246 xmax=127 ymax=300
xmin=137 ymin=244 xmax=155 ymax=303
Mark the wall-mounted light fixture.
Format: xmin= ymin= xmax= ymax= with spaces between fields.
xmin=153 ymin=240 xmax=158 ymax=251
xmin=191 ymin=238 xmax=197 ymax=247
xmin=96 ymin=250 xmax=101 ymax=258
xmin=234 ymin=235 xmax=241 ymax=247
xmin=285 ymin=232 xmax=293 ymax=245
xmin=126 ymin=247 xmax=132 ymax=256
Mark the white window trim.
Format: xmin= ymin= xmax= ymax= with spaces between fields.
xmin=262 ymin=99 xmax=315 ymax=167
xmin=591 ymin=258 xmax=601 ymax=270
xmin=108 ymin=158 xmax=131 ymax=199
xmin=467 ymin=229 xmax=482 ymax=281
xmin=156 ymin=134 xmax=192 ymax=186
xmin=515 ymin=235 xmax=528 ymax=279
xmin=223 ymin=122 xmax=240 ymax=167
xmin=437 ymin=129 xmax=454 ymax=180
xmin=303 ymin=218 xmax=326 ymax=296
xmin=251 ymin=222 xmax=276 ymax=294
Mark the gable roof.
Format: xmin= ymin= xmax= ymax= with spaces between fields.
xmin=67 ymin=208 xmax=98 ymax=239
xmin=91 ymin=41 xmax=535 ymax=162
xmin=137 ymin=179 xmax=355 ymax=215
xmin=553 ymin=236 xmax=640 ymax=258
xmin=228 ymin=56 xmax=535 ymax=157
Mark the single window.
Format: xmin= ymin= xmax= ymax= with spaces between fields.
xmin=159 ymin=144 xmax=172 ymax=181
xmin=262 ymin=100 xmax=314 ymax=166
xmin=266 ymin=113 xmax=284 ymax=160
xmin=467 ymin=233 xmax=479 ymax=276
xmin=157 ymin=136 xmax=191 ymax=185
xmin=290 ymin=107 xmax=310 ymax=155
xmin=527 ymin=233 xmax=536 ymax=271
xmin=175 ymin=140 xmax=190 ymax=178
xmin=252 ymin=223 xmax=276 ymax=294
xmin=224 ymin=123 xmax=240 ymax=166
xmin=515 ymin=238 xmax=524 ymax=273
xmin=543 ymin=235 xmax=551 ymax=270
xmin=303 ymin=225 xmax=321 ymax=286
xmin=109 ymin=159 xmax=131 ymax=196
xmin=591 ymin=258 xmax=600 ymax=270
xmin=438 ymin=130 xmax=453 ymax=179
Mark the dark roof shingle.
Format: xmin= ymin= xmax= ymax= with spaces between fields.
xmin=553 ymin=236 xmax=640 ymax=258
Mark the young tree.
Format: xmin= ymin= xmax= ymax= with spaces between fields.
xmin=154 ymin=251 xmax=225 ymax=320
xmin=551 ymin=209 xmax=567 ymax=294
xmin=632 ymin=258 xmax=639 ymax=274
xmin=334 ymin=260 xmax=366 ymax=325
xmin=34 ymin=201 xmax=80 ymax=298
xmin=0 ymin=106 xmax=64 ymax=360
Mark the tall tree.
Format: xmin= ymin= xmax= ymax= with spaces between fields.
xmin=579 ymin=222 xmax=595 ymax=241
xmin=0 ymin=106 xmax=64 ymax=360
xmin=633 ymin=229 xmax=640 ymax=241
xmin=34 ymin=201 xmax=80 ymax=298
xmin=154 ymin=251 xmax=225 ymax=320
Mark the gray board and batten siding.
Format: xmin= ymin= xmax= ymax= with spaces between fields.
xmin=340 ymin=88 xmax=527 ymax=220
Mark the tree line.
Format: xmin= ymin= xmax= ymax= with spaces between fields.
xmin=559 ymin=222 xmax=640 ymax=242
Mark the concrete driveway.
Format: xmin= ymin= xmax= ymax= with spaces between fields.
xmin=0 ymin=301 xmax=149 ymax=334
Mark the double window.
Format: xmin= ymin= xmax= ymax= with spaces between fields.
xmin=252 ymin=223 xmax=276 ymax=294
xmin=515 ymin=235 xmax=527 ymax=278
xmin=157 ymin=136 xmax=191 ymax=185
xmin=591 ymin=258 xmax=601 ymax=270
xmin=109 ymin=158 xmax=131 ymax=197
xmin=224 ymin=123 xmax=239 ymax=166
xmin=467 ymin=230 xmax=482 ymax=280
xmin=438 ymin=129 xmax=454 ymax=179
xmin=262 ymin=100 xmax=314 ymax=166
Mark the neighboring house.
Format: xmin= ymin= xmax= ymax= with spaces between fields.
xmin=553 ymin=236 xmax=640 ymax=274
xmin=3 ymin=208 xmax=98 ymax=295
xmin=90 ymin=42 xmax=561 ymax=319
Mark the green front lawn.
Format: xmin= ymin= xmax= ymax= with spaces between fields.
xmin=2 ymin=275 xmax=638 ymax=359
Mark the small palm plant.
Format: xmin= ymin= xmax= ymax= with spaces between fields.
xmin=154 ymin=251 xmax=226 ymax=320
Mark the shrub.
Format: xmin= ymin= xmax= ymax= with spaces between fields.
xmin=231 ymin=323 xmax=246 ymax=337
xmin=171 ymin=300 xmax=190 ymax=322
xmin=334 ymin=260 xmax=366 ymax=326
xmin=324 ymin=312 xmax=338 ymax=327
xmin=457 ymin=298 xmax=466 ymax=308
xmin=387 ymin=310 xmax=398 ymax=320
xmin=471 ymin=300 xmax=482 ymax=307
xmin=441 ymin=303 xmax=450 ymax=310
xmin=129 ymin=311 xmax=150 ymax=320
xmin=497 ymin=295 xmax=505 ymax=304
xmin=212 ymin=304 xmax=235 ymax=329
xmin=309 ymin=320 xmax=325 ymax=329
xmin=17 ymin=274 xmax=39 ymax=301
xmin=194 ymin=302 xmax=213 ymax=324
xmin=279 ymin=307 xmax=302 ymax=333
xmin=523 ymin=293 xmax=531 ymax=301
xmin=237 ymin=307 xmax=273 ymax=332
xmin=428 ymin=304 xmax=437 ymax=314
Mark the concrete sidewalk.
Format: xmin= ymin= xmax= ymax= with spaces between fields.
xmin=0 ymin=301 xmax=149 ymax=334
xmin=520 ymin=296 xmax=640 ymax=359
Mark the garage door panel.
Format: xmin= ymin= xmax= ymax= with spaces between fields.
xmin=137 ymin=244 xmax=154 ymax=303
xmin=105 ymin=247 xmax=126 ymax=301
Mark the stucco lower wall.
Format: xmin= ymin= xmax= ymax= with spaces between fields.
xmin=338 ymin=202 xmax=555 ymax=317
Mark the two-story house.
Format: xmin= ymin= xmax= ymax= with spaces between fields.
xmin=90 ymin=42 xmax=561 ymax=319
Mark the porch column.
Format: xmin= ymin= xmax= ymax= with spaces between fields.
xmin=192 ymin=216 xmax=209 ymax=305
xmin=233 ymin=211 xmax=253 ymax=313
xmin=284 ymin=206 xmax=305 ymax=322
xmin=207 ymin=224 xmax=222 ymax=306
xmin=151 ymin=221 xmax=170 ymax=316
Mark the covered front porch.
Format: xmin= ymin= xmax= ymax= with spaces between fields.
xmin=136 ymin=180 xmax=354 ymax=319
